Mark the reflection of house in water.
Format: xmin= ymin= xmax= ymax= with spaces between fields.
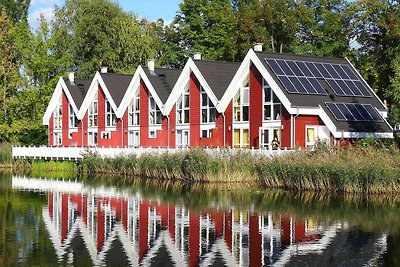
xmin=12 ymin=176 xmax=387 ymax=267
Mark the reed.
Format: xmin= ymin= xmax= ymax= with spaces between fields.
xmin=31 ymin=160 xmax=78 ymax=179
xmin=80 ymin=145 xmax=400 ymax=194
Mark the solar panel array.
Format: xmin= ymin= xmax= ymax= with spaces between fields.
xmin=265 ymin=58 xmax=372 ymax=97
xmin=325 ymin=102 xmax=382 ymax=122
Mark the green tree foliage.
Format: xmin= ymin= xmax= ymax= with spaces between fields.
xmin=351 ymin=0 xmax=400 ymax=99
xmin=53 ymin=0 xmax=154 ymax=78
xmin=174 ymin=0 xmax=237 ymax=61
xmin=0 ymin=0 xmax=30 ymax=23
xmin=294 ymin=0 xmax=354 ymax=57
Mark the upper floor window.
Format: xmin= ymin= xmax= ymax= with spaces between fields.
xmin=149 ymin=95 xmax=162 ymax=125
xmin=69 ymin=104 xmax=78 ymax=128
xmin=54 ymin=100 xmax=62 ymax=129
xmin=263 ymin=79 xmax=281 ymax=121
xmin=233 ymin=75 xmax=249 ymax=122
xmin=106 ymin=99 xmax=116 ymax=127
xmin=88 ymin=92 xmax=98 ymax=127
xmin=128 ymin=89 xmax=140 ymax=126
xmin=201 ymin=86 xmax=216 ymax=123
xmin=177 ymin=83 xmax=190 ymax=124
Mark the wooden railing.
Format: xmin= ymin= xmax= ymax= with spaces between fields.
xmin=12 ymin=145 xmax=295 ymax=161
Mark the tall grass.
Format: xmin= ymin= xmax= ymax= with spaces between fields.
xmin=81 ymin=145 xmax=400 ymax=194
xmin=31 ymin=161 xmax=78 ymax=179
xmin=0 ymin=143 xmax=13 ymax=167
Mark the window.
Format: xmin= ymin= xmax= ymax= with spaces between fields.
xmin=177 ymin=83 xmax=190 ymax=124
xmin=128 ymin=131 xmax=140 ymax=147
xmin=233 ymin=128 xmax=249 ymax=148
xmin=88 ymin=132 xmax=98 ymax=146
xmin=149 ymin=95 xmax=162 ymax=125
xmin=263 ymin=79 xmax=281 ymax=121
xmin=128 ymin=89 xmax=140 ymax=126
xmin=201 ymin=86 xmax=216 ymax=123
xmin=306 ymin=127 xmax=316 ymax=147
xmin=54 ymin=132 xmax=62 ymax=146
xmin=88 ymin=93 xmax=98 ymax=127
xmin=260 ymin=128 xmax=281 ymax=148
xmin=176 ymin=130 xmax=189 ymax=148
xmin=201 ymin=129 xmax=212 ymax=138
xmin=106 ymin=99 xmax=117 ymax=127
xmin=102 ymin=131 xmax=111 ymax=139
xmin=54 ymin=100 xmax=62 ymax=129
xmin=69 ymin=104 xmax=78 ymax=128
xmin=234 ymin=76 xmax=249 ymax=122
xmin=149 ymin=130 xmax=156 ymax=138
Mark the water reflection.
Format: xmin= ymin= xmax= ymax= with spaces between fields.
xmin=9 ymin=175 xmax=390 ymax=266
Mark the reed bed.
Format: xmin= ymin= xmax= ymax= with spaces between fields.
xmin=31 ymin=160 xmax=78 ymax=179
xmin=81 ymin=145 xmax=400 ymax=194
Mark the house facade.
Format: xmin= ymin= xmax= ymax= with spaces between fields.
xmin=43 ymin=45 xmax=393 ymax=149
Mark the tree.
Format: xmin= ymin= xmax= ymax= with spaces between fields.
xmin=52 ymin=0 xmax=154 ymax=78
xmin=0 ymin=0 xmax=30 ymax=23
xmin=293 ymin=0 xmax=354 ymax=58
xmin=174 ymin=0 xmax=237 ymax=61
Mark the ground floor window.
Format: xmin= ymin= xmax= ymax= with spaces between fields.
xmin=53 ymin=132 xmax=62 ymax=146
xmin=88 ymin=131 xmax=98 ymax=146
xmin=306 ymin=125 xmax=330 ymax=148
xmin=128 ymin=130 xmax=140 ymax=147
xmin=260 ymin=128 xmax=281 ymax=149
xmin=233 ymin=128 xmax=249 ymax=148
xmin=176 ymin=129 xmax=189 ymax=148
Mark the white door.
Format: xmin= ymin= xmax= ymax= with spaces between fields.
xmin=88 ymin=131 xmax=98 ymax=146
xmin=260 ymin=128 xmax=281 ymax=149
xmin=176 ymin=130 xmax=189 ymax=148
xmin=128 ymin=130 xmax=140 ymax=147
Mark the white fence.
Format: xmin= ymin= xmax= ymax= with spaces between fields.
xmin=12 ymin=146 xmax=295 ymax=161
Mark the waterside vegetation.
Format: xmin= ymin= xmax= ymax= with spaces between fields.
xmin=81 ymin=142 xmax=400 ymax=194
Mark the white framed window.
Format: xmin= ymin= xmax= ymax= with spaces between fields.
xmin=201 ymin=86 xmax=216 ymax=123
xmin=306 ymin=125 xmax=330 ymax=148
xmin=234 ymin=75 xmax=249 ymax=122
xmin=176 ymin=129 xmax=189 ymax=148
xmin=88 ymin=131 xmax=98 ymax=146
xmin=128 ymin=130 xmax=140 ymax=147
xmin=306 ymin=126 xmax=316 ymax=148
xmin=101 ymin=131 xmax=111 ymax=139
xmin=88 ymin=92 xmax=98 ymax=127
xmin=201 ymin=129 xmax=212 ymax=138
xmin=263 ymin=79 xmax=281 ymax=121
xmin=54 ymin=100 xmax=62 ymax=129
xmin=69 ymin=104 xmax=78 ymax=128
xmin=53 ymin=132 xmax=62 ymax=146
xmin=149 ymin=130 xmax=156 ymax=138
xmin=149 ymin=95 xmax=162 ymax=125
xmin=233 ymin=128 xmax=249 ymax=148
xmin=177 ymin=83 xmax=190 ymax=124
xmin=105 ymin=99 xmax=116 ymax=127
xmin=128 ymin=89 xmax=140 ymax=126
xmin=260 ymin=128 xmax=281 ymax=149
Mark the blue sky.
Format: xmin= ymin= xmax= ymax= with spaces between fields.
xmin=28 ymin=0 xmax=183 ymax=28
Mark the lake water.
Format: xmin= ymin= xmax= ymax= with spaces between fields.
xmin=0 ymin=172 xmax=399 ymax=266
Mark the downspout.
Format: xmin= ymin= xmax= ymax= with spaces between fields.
xmin=293 ymin=107 xmax=300 ymax=149
xmin=222 ymin=112 xmax=226 ymax=147
xmin=81 ymin=119 xmax=84 ymax=147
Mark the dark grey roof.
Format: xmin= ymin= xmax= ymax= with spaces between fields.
xmin=255 ymin=52 xmax=391 ymax=133
xmin=63 ymin=77 xmax=92 ymax=109
xmin=100 ymin=73 xmax=133 ymax=107
xmin=193 ymin=60 xmax=241 ymax=100
xmin=142 ymin=67 xmax=182 ymax=104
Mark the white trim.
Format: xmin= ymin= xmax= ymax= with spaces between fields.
xmin=77 ymin=72 xmax=118 ymax=120
xmin=43 ymin=77 xmax=79 ymax=125
xmin=117 ymin=71 xmax=141 ymax=118
xmin=163 ymin=58 xmax=219 ymax=115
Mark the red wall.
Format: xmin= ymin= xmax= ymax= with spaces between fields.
xmin=281 ymin=106 xmax=292 ymax=148
xmin=249 ymin=64 xmax=263 ymax=148
xmin=49 ymin=114 xmax=54 ymax=146
xmin=139 ymin=80 xmax=169 ymax=147
xmin=189 ymin=73 xmax=201 ymax=147
xmin=225 ymin=101 xmax=233 ymax=147
xmin=294 ymin=115 xmax=323 ymax=148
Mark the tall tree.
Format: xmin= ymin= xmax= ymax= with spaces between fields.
xmin=293 ymin=0 xmax=354 ymax=57
xmin=0 ymin=0 xmax=30 ymax=23
xmin=174 ymin=0 xmax=237 ymax=61
xmin=52 ymin=0 xmax=154 ymax=78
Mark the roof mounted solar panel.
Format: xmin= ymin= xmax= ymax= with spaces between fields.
xmin=326 ymin=102 xmax=383 ymax=122
xmin=265 ymin=57 xmax=373 ymax=98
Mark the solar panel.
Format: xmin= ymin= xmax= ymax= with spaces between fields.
xmin=265 ymin=57 xmax=373 ymax=98
xmin=326 ymin=102 xmax=383 ymax=122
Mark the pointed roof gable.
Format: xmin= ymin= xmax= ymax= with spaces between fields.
xmin=43 ymin=77 xmax=87 ymax=125
xmin=193 ymin=60 xmax=241 ymax=101
xmin=100 ymin=73 xmax=133 ymax=107
xmin=142 ymin=67 xmax=181 ymax=104
xmin=63 ymin=77 xmax=91 ymax=110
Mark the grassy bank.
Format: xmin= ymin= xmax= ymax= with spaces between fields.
xmin=81 ymin=145 xmax=400 ymax=194
xmin=31 ymin=161 xmax=78 ymax=179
